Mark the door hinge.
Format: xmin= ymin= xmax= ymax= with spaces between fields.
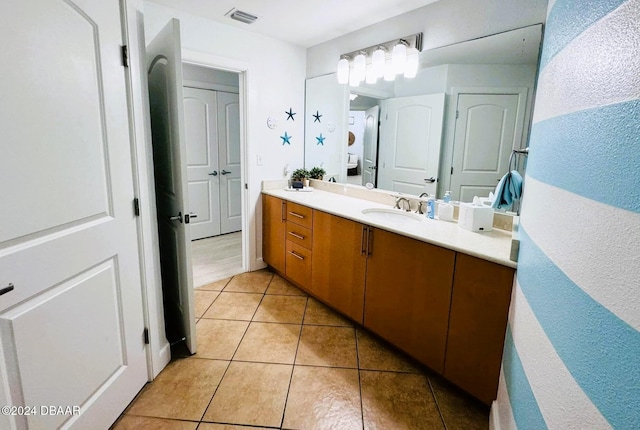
xmin=143 ymin=328 xmax=149 ymax=345
xmin=121 ymin=45 xmax=129 ymax=68
xmin=133 ymin=198 xmax=140 ymax=216
xmin=455 ymin=110 xmax=459 ymax=119
xmin=450 ymin=167 xmax=454 ymax=175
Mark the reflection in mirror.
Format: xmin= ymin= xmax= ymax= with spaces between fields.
xmin=304 ymin=24 xmax=543 ymax=203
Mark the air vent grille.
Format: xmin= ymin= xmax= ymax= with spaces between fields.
xmin=228 ymin=9 xmax=258 ymax=24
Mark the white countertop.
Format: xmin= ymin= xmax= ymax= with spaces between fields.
xmin=263 ymin=188 xmax=517 ymax=269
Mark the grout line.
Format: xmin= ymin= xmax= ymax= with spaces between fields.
xmin=427 ymin=376 xmax=448 ymax=430
xmin=355 ymin=329 xmax=366 ymax=430
xmin=279 ymin=296 xmax=309 ymax=429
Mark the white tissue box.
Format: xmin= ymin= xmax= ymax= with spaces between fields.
xmin=458 ymin=203 xmax=494 ymax=232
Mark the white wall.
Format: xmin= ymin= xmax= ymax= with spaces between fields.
xmin=306 ymin=0 xmax=548 ymax=78
xmin=143 ymin=1 xmax=307 ymax=268
xmin=182 ymin=63 xmax=239 ymax=93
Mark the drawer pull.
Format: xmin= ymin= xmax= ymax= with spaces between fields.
xmin=0 ymin=283 xmax=14 ymax=296
xmin=288 ymin=211 xmax=305 ymax=219
xmin=288 ymin=231 xmax=305 ymax=240
xmin=288 ymin=251 xmax=305 ymax=260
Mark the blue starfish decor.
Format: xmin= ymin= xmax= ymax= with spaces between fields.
xmin=313 ymin=110 xmax=322 ymax=123
xmin=285 ymin=108 xmax=296 ymax=121
xmin=280 ymin=132 xmax=291 ymax=145
xmin=316 ymin=133 xmax=326 ymax=145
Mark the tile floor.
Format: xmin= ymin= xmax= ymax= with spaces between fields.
xmin=113 ymin=269 xmax=489 ymax=430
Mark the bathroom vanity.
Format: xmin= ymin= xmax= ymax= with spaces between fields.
xmin=261 ymin=185 xmax=515 ymax=405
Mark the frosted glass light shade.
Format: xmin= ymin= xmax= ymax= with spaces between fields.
xmin=365 ymin=65 xmax=377 ymax=84
xmin=349 ymin=71 xmax=360 ymax=87
xmin=392 ymin=41 xmax=407 ymax=75
xmin=372 ymin=47 xmax=386 ymax=78
xmin=353 ymin=52 xmax=366 ymax=82
xmin=337 ymin=57 xmax=350 ymax=84
xmin=404 ymin=49 xmax=419 ymax=78
xmin=383 ymin=59 xmax=395 ymax=81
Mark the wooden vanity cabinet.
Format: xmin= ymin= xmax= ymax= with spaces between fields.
xmin=262 ymin=194 xmax=286 ymax=273
xmin=311 ymin=211 xmax=367 ymax=323
xmin=444 ymin=253 xmax=515 ymax=404
xmin=363 ymin=227 xmax=455 ymax=373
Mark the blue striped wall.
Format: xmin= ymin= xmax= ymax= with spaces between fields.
xmin=492 ymin=0 xmax=640 ymax=429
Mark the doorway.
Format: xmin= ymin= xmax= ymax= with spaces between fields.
xmin=182 ymin=63 xmax=244 ymax=286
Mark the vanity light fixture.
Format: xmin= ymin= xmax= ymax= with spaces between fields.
xmin=336 ymin=33 xmax=423 ymax=86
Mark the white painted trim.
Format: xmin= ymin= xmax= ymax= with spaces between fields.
xmin=441 ymin=86 xmax=529 ymax=194
xmin=121 ymin=0 xmax=169 ymax=381
xmin=181 ymin=49 xmax=255 ymax=272
xmin=489 ymin=400 xmax=501 ymax=430
xmin=183 ymin=80 xmax=239 ymax=94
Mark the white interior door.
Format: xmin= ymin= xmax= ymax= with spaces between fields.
xmin=0 ymin=1 xmax=147 ymax=428
xmin=378 ymin=94 xmax=445 ymax=195
xmin=449 ymin=93 xmax=525 ymax=202
xmin=183 ymin=87 xmax=221 ymax=240
xmin=217 ymin=92 xmax=242 ymax=235
xmin=147 ymin=19 xmax=196 ymax=353
xmin=362 ymin=105 xmax=380 ymax=186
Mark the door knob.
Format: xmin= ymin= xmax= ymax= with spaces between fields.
xmin=368 ymin=166 xmax=377 ymax=170
xmin=424 ymin=177 xmax=436 ymax=183
xmin=169 ymin=212 xmax=183 ymax=223
xmin=208 ymin=171 xmax=218 ymax=176
xmin=189 ymin=212 xmax=198 ymax=219
xmin=220 ymin=170 xmax=231 ymax=175
xmin=0 ymin=283 xmax=14 ymax=296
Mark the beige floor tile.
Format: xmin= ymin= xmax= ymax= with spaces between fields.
xmin=194 ymin=290 xmax=220 ymax=318
xmin=265 ymin=274 xmax=307 ymax=296
xmin=282 ymin=366 xmax=362 ymax=430
xmin=360 ymin=370 xmax=444 ymax=430
xmin=357 ymin=329 xmax=421 ymax=373
xmin=195 ymin=319 xmax=249 ymax=360
xmin=202 ymin=292 xmax=263 ymax=321
xmin=224 ymin=269 xmax=273 ymax=293
xmin=203 ymin=361 xmax=292 ymax=428
xmin=234 ymin=322 xmax=301 ymax=364
xmin=112 ymin=415 xmax=198 ymax=430
xmin=295 ymin=325 xmax=357 ymax=368
xmin=253 ymin=295 xmax=307 ymax=324
xmin=197 ymin=424 xmax=271 ymax=430
xmin=303 ymin=298 xmax=353 ymax=327
xmin=197 ymin=277 xmax=232 ymax=291
xmin=430 ymin=376 xmax=489 ymax=430
xmin=126 ymin=358 xmax=228 ymax=421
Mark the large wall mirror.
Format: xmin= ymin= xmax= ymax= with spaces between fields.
xmin=304 ymin=24 xmax=543 ymax=202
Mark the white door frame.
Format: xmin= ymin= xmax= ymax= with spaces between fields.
xmin=441 ymin=86 xmax=529 ymax=195
xmin=181 ymin=49 xmax=250 ymax=275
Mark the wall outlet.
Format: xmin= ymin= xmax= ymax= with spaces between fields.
xmin=256 ymin=154 xmax=263 ymax=166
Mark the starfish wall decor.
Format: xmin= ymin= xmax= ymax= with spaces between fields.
xmin=285 ymin=108 xmax=296 ymax=121
xmin=313 ymin=110 xmax=322 ymax=123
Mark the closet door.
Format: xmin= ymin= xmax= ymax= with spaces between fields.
xmin=217 ymin=92 xmax=242 ymax=234
xmin=183 ymin=87 xmax=221 ymax=240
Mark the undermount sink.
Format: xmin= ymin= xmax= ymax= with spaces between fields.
xmin=361 ymin=208 xmax=424 ymax=224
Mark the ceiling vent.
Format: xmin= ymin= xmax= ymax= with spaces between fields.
xmin=226 ymin=8 xmax=258 ymax=24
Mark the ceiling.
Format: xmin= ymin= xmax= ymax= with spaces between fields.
xmin=148 ymin=0 xmax=440 ymax=47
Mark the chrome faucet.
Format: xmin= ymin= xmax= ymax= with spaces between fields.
xmin=394 ymin=196 xmax=411 ymax=211
xmin=416 ymin=193 xmax=430 ymax=214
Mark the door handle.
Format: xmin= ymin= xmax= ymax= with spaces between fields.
xmin=221 ymin=170 xmax=231 ymax=175
xmin=169 ymin=212 xmax=182 ymax=223
xmin=189 ymin=212 xmax=198 ymax=219
xmin=0 ymin=283 xmax=14 ymax=296
xmin=208 ymin=171 xmax=218 ymax=176
xmin=368 ymin=166 xmax=377 ymax=170
xmin=424 ymin=177 xmax=436 ymax=183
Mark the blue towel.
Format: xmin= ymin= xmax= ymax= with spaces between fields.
xmin=492 ymin=170 xmax=523 ymax=209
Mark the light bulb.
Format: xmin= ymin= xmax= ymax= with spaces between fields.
xmin=392 ymin=41 xmax=407 ymax=75
xmin=372 ymin=47 xmax=386 ymax=78
xmin=353 ymin=52 xmax=366 ymax=82
xmin=404 ymin=49 xmax=419 ymax=78
xmin=336 ymin=57 xmax=349 ymax=84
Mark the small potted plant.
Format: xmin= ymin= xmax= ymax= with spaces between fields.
xmin=291 ymin=168 xmax=310 ymax=188
xmin=309 ymin=166 xmax=326 ymax=181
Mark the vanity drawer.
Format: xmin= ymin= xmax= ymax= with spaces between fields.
xmin=286 ymin=241 xmax=312 ymax=290
xmin=286 ymin=221 xmax=313 ymax=250
xmin=286 ymin=202 xmax=313 ymax=229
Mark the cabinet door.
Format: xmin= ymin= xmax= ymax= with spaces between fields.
xmin=364 ymin=228 xmax=455 ymax=373
xmin=311 ymin=211 xmax=367 ymax=322
xmin=286 ymin=240 xmax=312 ymax=290
xmin=444 ymin=253 xmax=515 ymax=404
xmin=262 ymin=194 xmax=286 ymax=273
